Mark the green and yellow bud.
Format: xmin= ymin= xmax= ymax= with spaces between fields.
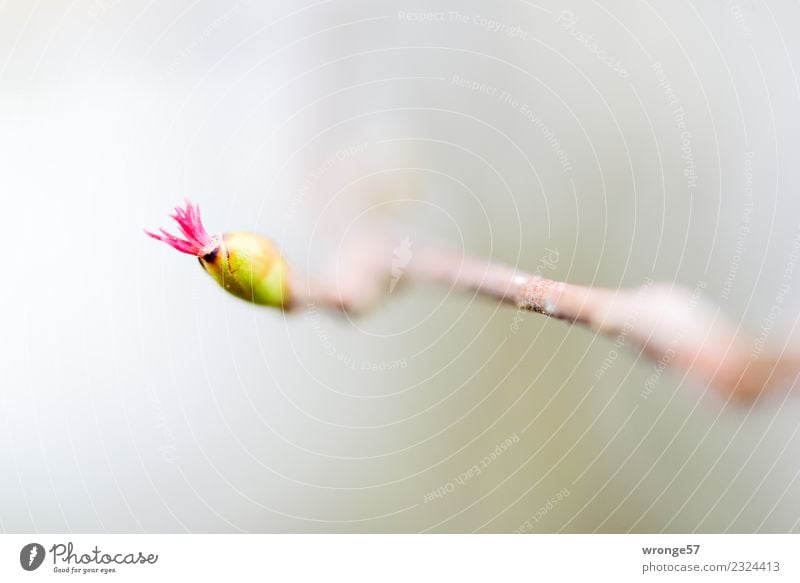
xmin=146 ymin=201 xmax=292 ymax=308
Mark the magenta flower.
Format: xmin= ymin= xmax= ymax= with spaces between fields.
xmin=145 ymin=200 xmax=219 ymax=257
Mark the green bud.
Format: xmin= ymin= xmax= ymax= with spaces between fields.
xmin=199 ymin=231 xmax=291 ymax=308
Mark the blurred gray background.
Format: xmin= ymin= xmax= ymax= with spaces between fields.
xmin=1 ymin=0 xmax=800 ymax=532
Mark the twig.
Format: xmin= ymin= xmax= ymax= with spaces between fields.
xmin=289 ymin=230 xmax=798 ymax=402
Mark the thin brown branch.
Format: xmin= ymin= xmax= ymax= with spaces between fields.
xmin=288 ymin=231 xmax=798 ymax=402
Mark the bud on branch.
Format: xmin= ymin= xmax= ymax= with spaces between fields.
xmin=147 ymin=201 xmax=798 ymax=402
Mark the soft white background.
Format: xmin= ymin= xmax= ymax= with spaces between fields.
xmin=1 ymin=0 xmax=800 ymax=532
